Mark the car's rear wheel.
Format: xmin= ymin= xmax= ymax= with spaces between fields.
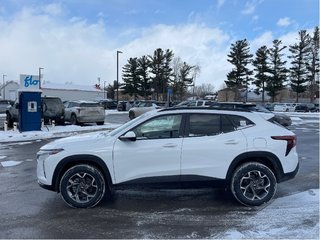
xmin=96 ymin=121 xmax=104 ymax=125
xmin=231 ymin=162 xmax=277 ymax=206
xmin=60 ymin=164 xmax=106 ymax=208
xmin=70 ymin=114 xmax=78 ymax=125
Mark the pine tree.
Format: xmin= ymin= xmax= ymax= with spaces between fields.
xmin=137 ymin=55 xmax=151 ymax=100
xmin=307 ymin=26 xmax=319 ymax=102
xmin=289 ymin=30 xmax=311 ymax=103
xmin=149 ymin=48 xmax=174 ymax=100
xmin=266 ymin=40 xmax=288 ymax=102
xmin=225 ymin=39 xmax=253 ymax=101
xmin=172 ymin=60 xmax=195 ymax=100
xmin=122 ymin=57 xmax=140 ymax=100
xmin=253 ymin=46 xmax=269 ymax=103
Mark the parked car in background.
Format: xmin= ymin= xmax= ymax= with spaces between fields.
xmin=274 ymin=103 xmax=296 ymax=112
xmin=64 ymin=100 xmax=105 ymax=125
xmin=6 ymin=96 xmax=64 ymax=127
xmin=177 ymin=100 xmax=213 ymax=107
xmin=37 ymin=107 xmax=299 ymax=208
xmin=295 ymin=103 xmax=317 ymax=112
xmin=98 ymin=99 xmax=117 ymax=110
xmin=128 ymin=101 xmax=161 ymax=119
xmin=41 ymin=96 xmax=65 ymax=125
xmin=0 ymin=100 xmax=14 ymax=114
xmin=264 ymin=103 xmax=275 ymax=111
xmin=295 ymin=104 xmax=310 ymax=112
xmin=208 ymin=102 xmax=292 ymax=126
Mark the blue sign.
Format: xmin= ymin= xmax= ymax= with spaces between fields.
xmin=24 ymin=75 xmax=40 ymax=88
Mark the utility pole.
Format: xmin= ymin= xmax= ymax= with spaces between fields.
xmin=2 ymin=74 xmax=6 ymax=100
xmin=116 ymin=50 xmax=123 ymax=103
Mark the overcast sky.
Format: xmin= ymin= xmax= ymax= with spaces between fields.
xmin=0 ymin=0 xmax=318 ymax=89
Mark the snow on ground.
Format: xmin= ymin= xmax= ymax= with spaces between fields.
xmin=0 ymin=110 xmax=124 ymax=143
xmin=219 ymin=189 xmax=319 ymax=239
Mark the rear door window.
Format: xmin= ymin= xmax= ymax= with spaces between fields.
xmin=188 ymin=114 xmax=220 ymax=137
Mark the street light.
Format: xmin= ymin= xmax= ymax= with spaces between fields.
xmin=2 ymin=74 xmax=6 ymax=100
xmin=116 ymin=50 xmax=123 ymax=104
xmin=39 ymin=67 xmax=44 ymax=89
xmin=104 ymin=81 xmax=106 ymax=99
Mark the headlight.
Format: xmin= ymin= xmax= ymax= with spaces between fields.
xmin=37 ymin=149 xmax=64 ymax=179
xmin=37 ymin=148 xmax=64 ymax=158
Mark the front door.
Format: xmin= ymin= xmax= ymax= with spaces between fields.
xmin=113 ymin=114 xmax=183 ymax=184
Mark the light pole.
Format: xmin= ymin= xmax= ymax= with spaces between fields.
xmin=116 ymin=50 xmax=122 ymax=103
xmin=104 ymin=81 xmax=106 ymax=99
xmin=39 ymin=67 xmax=44 ymax=89
xmin=2 ymin=74 xmax=6 ymax=100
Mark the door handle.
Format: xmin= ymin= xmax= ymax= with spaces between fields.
xmin=162 ymin=143 xmax=177 ymax=148
xmin=224 ymin=140 xmax=239 ymax=145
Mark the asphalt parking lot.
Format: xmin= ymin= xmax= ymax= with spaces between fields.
xmin=0 ymin=113 xmax=318 ymax=238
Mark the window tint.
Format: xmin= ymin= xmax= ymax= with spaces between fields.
xmin=196 ymin=101 xmax=203 ymax=106
xmin=188 ymin=114 xmax=221 ymax=137
xmin=80 ymin=102 xmax=100 ymax=107
xmin=227 ymin=115 xmax=254 ymax=129
xmin=133 ymin=115 xmax=182 ymax=140
xmin=221 ymin=115 xmax=236 ymax=133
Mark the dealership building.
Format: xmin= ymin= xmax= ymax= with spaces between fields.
xmin=0 ymin=80 xmax=105 ymax=101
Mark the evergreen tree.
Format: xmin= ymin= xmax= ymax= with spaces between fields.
xmin=162 ymin=49 xmax=174 ymax=101
xmin=266 ymin=40 xmax=287 ymax=102
xmin=307 ymin=26 xmax=319 ymax=102
xmin=253 ymin=46 xmax=269 ymax=103
xmin=225 ymin=39 xmax=253 ymax=101
xmin=122 ymin=57 xmax=140 ymax=100
xmin=172 ymin=60 xmax=195 ymax=100
xmin=289 ymin=30 xmax=311 ymax=102
xmin=137 ymin=55 xmax=152 ymax=100
xmin=149 ymin=48 xmax=174 ymax=101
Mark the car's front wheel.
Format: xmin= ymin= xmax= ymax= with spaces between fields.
xmin=60 ymin=164 xmax=106 ymax=208
xmin=231 ymin=162 xmax=277 ymax=207
xmin=129 ymin=111 xmax=135 ymax=120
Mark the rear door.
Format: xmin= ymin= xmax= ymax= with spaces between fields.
xmin=181 ymin=113 xmax=248 ymax=180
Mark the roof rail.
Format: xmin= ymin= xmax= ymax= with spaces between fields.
xmin=159 ymin=106 xmax=252 ymax=112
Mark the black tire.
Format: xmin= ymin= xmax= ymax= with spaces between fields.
xmin=70 ymin=114 xmax=78 ymax=125
xmin=60 ymin=164 xmax=106 ymax=208
xmin=129 ymin=111 xmax=135 ymax=120
xmin=6 ymin=113 xmax=13 ymax=128
xmin=96 ymin=121 xmax=104 ymax=125
xmin=231 ymin=162 xmax=277 ymax=207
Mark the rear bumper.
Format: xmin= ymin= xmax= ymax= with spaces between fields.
xmin=278 ymin=162 xmax=299 ymax=183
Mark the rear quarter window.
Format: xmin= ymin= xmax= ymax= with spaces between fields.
xmin=227 ymin=115 xmax=255 ymax=129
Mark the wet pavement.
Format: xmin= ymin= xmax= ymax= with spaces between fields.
xmin=0 ymin=115 xmax=318 ymax=238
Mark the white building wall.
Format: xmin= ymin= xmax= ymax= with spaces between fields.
xmin=41 ymin=88 xmax=104 ymax=101
xmin=0 ymin=81 xmax=19 ymax=100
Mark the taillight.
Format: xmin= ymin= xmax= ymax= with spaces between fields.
xmin=271 ymin=135 xmax=297 ymax=156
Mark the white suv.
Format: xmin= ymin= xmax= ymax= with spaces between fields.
xmin=37 ymin=108 xmax=299 ymax=208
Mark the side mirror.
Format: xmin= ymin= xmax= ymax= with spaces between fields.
xmin=15 ymin=103 xmax=19 ymax=109
xmin=119 ymin=131 xmax=136 ymax=141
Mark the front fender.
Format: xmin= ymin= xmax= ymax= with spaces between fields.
xmin=52 ymin=154 xmax=113 ymax=192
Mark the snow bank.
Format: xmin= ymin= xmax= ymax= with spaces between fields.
xmin=219 ymin=189 xmax=319 ymax=239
